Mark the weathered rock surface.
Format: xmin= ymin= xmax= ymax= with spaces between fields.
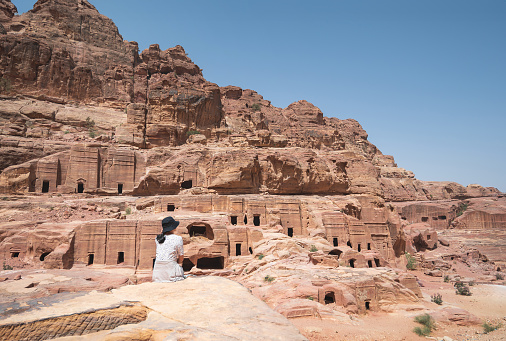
xmin=0 ymin=276 xmax=307 ymax=341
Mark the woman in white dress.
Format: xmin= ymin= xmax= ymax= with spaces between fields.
xmin=152 ymin=216 xmax=186 ymax=283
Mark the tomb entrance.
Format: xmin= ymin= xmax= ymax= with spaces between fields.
xmin=324 ymin=292 xmax=335 ymax=304
xmin=187 ymin=223 xmax=214 ymax=240
xmin=182 ymin=258 xmax=195 ymax=271
xmin=42 ymin=180 xmax=50 ymax=193
xmin=196 ymin=256 xmax=224 ymax=269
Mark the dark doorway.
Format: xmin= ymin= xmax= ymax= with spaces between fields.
xmin=365 ymin=301 xmax=370 ymax=310
xmin=87 ymin=254 xmax=94 ymax=265
xmin=117 ymin=183 xmax=123 ymax=194
xmin=374 ymin=258 xmax=380 ymax=267
xmin=236 ymin=243 xmax=242 ymax=256
xmin=197 ymin=256 xmax=224 ymax=269
xmin=77 ymin=183 xmax=84 ymax=193
xmin=182 ymin=258 xmax=195 ymax=271
xmin=42 ymin=180 xmax=50 ymax=193
xmin=181 ymin=180 xmax=193 ymax=189
xmin=324 ymin=292 xmax=335 ymax=304
xmin=231 ymin=216 xmax=237 ymax=225
xmin=358 ymin=244 xmax=361 ymax=252
xmin=244 ymin=215 xmax=248 ymax=224
xmin=167 ymin=204 xmax=175 ymax=212
xmin=349 ymin=259 xmax=355 ymax=268
xmin=189 ymin=225 xmax=206 ymax=237
xmin=329 ymin=249 xmax=342 ymax=257
xmin=368 ymin=260 xmax=373 ymax=268
xmin=253 ymin=215 xmax=260 ymax=226
xmin=249 ymin=247 xmax=253 ymax=254
xmin=347 ymin=241 xmax=352 ymax=248
xmin=333 ymin=237 xmax=338 ymax=246
xmin=40 ymin=252 xmax=50 ymax=261
xmin=152 ymin=258 xmax=156 ymax=269
xmin=421 ymin=217 xmax=429 ymax=222
xmin=117 ymin=252 xmax=125 ymax=264
xmin=287 ymin=227 xmax=293 ymax=237
xmin=11 ymin=252 xmax=19 ymax=258
xmin=367 ymin=243 xmax=371 ymax=250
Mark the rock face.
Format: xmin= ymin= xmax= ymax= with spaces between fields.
xmin=0 ymin=2 xmax=505 ymax=339
xmin=0 ymin=276 xmax=307 ymax=341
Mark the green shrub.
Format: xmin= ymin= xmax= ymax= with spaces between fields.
xmin=307 ymin=296 xmax=314 ymax=301
xmin=431 ymin=293 xmax=443 ymax=305
xmin=405 ymin=252 xmax=416 ymax=270
xmin=443 ymin=275 xmax=450 ymax=283
xmin=496 ymin=273 xmax=504 ymax=280
xmin=310 ymin=245 xmax=318 ymax=252
xmin=3 ymin=262 xmax=13 ymax=270
xmin=251 ymin=103 xmax=261 ymax=112
xmin=413 ymin=326 xmax=431 ymax=337
xmin=257 ymin=254 xmax=264 ymax=260
xmin=125 ymin=207 xmax=131 ymax=215
xmin=264 ymin=275 xmax=275 ymax=282
xmin=454 ymin=281 xmax=472 ymax=296
xmin=456 ymin=202 xmax=469 ymax=217
xmin=483 ymin=321 xmax=502 ymax=334
xmin=413 ymin=314 xmax=435 ymax=336
xmin=85 ymin=117 xmax=95 ymax=129
xmin=186 ymin=130 xmax=201 ymax=136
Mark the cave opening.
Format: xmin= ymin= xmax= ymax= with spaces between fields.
xmin=367 ymin=243 xmax=371 ymax=250
xmin=167 ymin=204 xmax=175 ymax=212
xmin=249 ymin=247 xmax=253 ymax=254
xmin=287 ymin=227 xmax=293 ymax=237
xmin=333 ymin=237 xmax=338 ymax=246
xmin=347 ymin=241 xmax=352 ymax=248
xmin=329 ymin=249 xmax=342 ymax=257
xmin=11 ymin=252 xmax=19 ymax=258
xmin=77 ymin=183 xmax=84 ymax=193
xmin=182 ymin=258 xmax=195 ymax=271
xmin=357 ymin=243 xmax=361 ymax=252
xmin=87 ymin=253 xmax=94 ymax=265
xmin=236 ymin=243 xmax=242 ymax=256
xmin=231 ymin=216 xmax=237 ymax=225
xmin=365 ymin=301 xmax=370 ymax=310
xmin=117 ymin=252 xmax=125 ymax=264
xmin=374 ymin=258 xmax=380 ymax=267
xmin=40 ymin=252 xmax=51 ymax=261
xmin=324 ymin=292 xmax=335 ymax=304
xmin=42 ymin=180 xmax=50 ymax=193
xmin=181 ymin=180 xmax=193 ymax=189
xmin=421 ymin=217 xmax=428 ymax=222
xmin=197 ymin=256 xmax=224 ymax=269
xmin=117 ymin=183 xmax=123 ymax=194
xmin=368 ymin=260 xmax=373 ymax=268
xmin=253 ymin=215 xmax=260 ymax=226
xmin=349 ymin=259 xmax=355 ymax=268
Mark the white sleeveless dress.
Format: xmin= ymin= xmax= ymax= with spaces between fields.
xmin=152 ymin=234 xmax=185 ymax=283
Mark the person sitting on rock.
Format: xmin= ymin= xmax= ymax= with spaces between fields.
xmin=152 ymin=216 xmax=186 ymax=283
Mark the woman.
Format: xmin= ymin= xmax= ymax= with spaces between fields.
xmin=152 ymin=216 xmax=185 ymax=283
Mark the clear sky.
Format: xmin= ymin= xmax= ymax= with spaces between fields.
xmin=12 ymin=1 xmax=506 ymax=192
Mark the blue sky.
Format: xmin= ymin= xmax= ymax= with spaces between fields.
xmin=12 ymin=1 xmax=506 ymax=192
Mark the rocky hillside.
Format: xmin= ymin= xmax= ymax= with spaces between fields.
xmin=0 ymin=2 xmax=505 ymax=340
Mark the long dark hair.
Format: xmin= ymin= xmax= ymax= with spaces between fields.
xmin=156 ymin=233 xmax=166 ymax=243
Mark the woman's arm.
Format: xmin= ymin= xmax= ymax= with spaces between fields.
xmin=178 ymin=255 xmax=184 ymax=265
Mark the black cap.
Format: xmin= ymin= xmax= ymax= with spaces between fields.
xmin=161 ymin=216 xmax=179 ymax=233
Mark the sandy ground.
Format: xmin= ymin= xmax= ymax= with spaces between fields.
xmin=291 ymin=271 xmax=506 ymax=341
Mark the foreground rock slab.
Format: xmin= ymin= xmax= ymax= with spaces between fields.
xmin=0 ymin=276 xmax=307 ymax=341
